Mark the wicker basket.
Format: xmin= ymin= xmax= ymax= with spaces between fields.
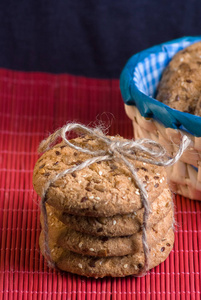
xmin=120 ymin=36 xmax=201 ymax=201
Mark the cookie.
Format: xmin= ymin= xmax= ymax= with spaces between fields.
xmin=156 ymin=41 xmax=201 ymax=115
xmin=40 ymin=201 xmax=173 ymax=257
xmin=51 ymin=186 xmax=172 ymax=237
xmin=33 ymin=136 xmax=167 ymax=217
xmin=39 ymin=227 xmax=174 ymax=278
xmin=57 ymin=210 xmax=173 ymax=257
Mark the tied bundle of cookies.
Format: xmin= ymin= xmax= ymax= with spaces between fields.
xmin=33 ymin=123 xmax=189 ymax=277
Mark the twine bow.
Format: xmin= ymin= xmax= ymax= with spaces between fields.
xmin=39 ymin=123 xmax=191 ymax=275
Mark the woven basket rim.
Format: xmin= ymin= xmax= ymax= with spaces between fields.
xmin=120 ymin=36 xmax=201 ymax=137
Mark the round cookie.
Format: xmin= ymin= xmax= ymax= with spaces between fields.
xmin=39 ymin=227 xmax=174 ymax=278
xmin=156 ymin=41 xmax=201 ymax=115
xmin=33 ymin=137 xmax=167 ymax=217
xmin=51 ymin=186 xmax=172 ymax=237
xmin=40 ymin=201 xmax=173 ymax=257
xmin=57 ymin=210 xmax=173 ymax=257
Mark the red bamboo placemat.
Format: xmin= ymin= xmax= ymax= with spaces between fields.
xmin=0 ymin=68 xmax=200 ymax=299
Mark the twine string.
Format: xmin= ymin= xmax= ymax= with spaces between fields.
xmin=39 ymin=123 xmax=191 ymax=274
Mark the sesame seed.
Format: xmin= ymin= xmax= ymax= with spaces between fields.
xmin=124 ymin=264 xmax=128 ymax=268
xmin=113 ymin=220 xmax=116 ymax=225
xmin=78 ymin=263 xmax=83 ymax=268
xmin=78 ymin=180 xmax=82 ymax=184
xmin=162 ymin=177 xmax=165 ymax=181
xmin=143 ymin=162 xmax=146 ymax=165
xmin=156 ymin=173 xmax=160 ymax=176
xmin=82 ymin=174 xmax=87 ymax=177
xmin=128 ymin=177 xmax=132 ymax=181
xmin=99 ymin=260 xmax=103 ymax=265
xmin=89 ymin=248 xmax=94 ymax=251
xmin=99 ymin=171 xmax=103 ymax=176
xmin=160 ymin=179 xmax=163 ymax=183
xmin=135 ymin=189 xmax=140 ymax=195
xmin=89 ymin=195 xmax=94 ymax=199
xmin=133 ymin=211 xmax=137 ymax=216
xmin=134 ymin=265 xmax=138 ymax=270
xmin=78 ymin=242 xmax=83 ymax=248
xmin=95 ymin=197 xmax=100 ymax=200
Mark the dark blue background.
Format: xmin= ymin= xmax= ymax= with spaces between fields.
xmin=0 ymin=0 xmax=200 ymax=78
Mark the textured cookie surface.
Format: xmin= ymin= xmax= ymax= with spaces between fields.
xmin=156 ymin=42 xmax=201 ymax=115
xmin=41 ymin=203 xmax=173 ymax=257
xmin=57 ymin=211 xmax=173 ymax=257
xmin=39 ymin=227 xmax=174 ymax=278
xmin=33 ymin=136 xmax=167 ymax=217
xmin=52 ymin=186 xmax=172 ymax=237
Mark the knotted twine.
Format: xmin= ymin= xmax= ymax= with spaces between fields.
xmin=39 ymin=123 xmax=191 ymax=275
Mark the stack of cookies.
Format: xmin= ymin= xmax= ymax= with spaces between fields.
xmin=33 ymin=135 xmax=174 ymax=277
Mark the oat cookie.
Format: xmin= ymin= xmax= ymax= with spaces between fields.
xmin=52 ymin=186 xmax=172 ymax=237
xmin=33 ymin=137 xmax=167 ymax=217
xmin=39 ymin=227 xmax=174 ymax=278
xmin=40 ymin=202 xmax=173 ymax=257
xmin=57 ymin=210 xmax=173 ymax=257
xmin=156 ymin=42 xmax=201 ymax=115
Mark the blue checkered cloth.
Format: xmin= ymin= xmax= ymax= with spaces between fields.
xmin=120 ymin=36 xmax=201 ymax=137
